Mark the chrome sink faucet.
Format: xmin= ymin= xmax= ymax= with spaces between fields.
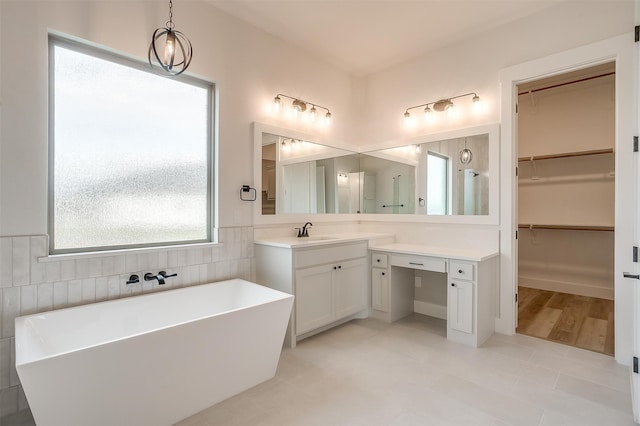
xmin=296 ymin=222 xmax=313 ymax=238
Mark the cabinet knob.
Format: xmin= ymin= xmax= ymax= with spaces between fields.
xmin=338 ymin=265 xmax=342 ymax=269
xmin=333 ymin=266 xmax=337 ymax=270
xmin=458 ymin=269 xmax=464 ymax=274
xmin=376 ymin=259 xmax=380 ymax=263
xmin=451 ymin=283 xmax=456 ymax=287
xmin=382 ymin=272 xmax=385 ymax=276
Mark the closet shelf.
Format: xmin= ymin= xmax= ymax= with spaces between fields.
xmin=517 ymin=148 xmax=613 ymax=162
xmin=518 ymin=224 xmax=614 ymax=232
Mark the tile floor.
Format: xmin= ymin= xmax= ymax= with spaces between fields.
xmin=3 ymin=314 xmax=635 ymax=426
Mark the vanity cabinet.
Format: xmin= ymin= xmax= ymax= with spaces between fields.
xmin=255 ymin=240 xmax=368 ymax=347
xmin=371 ymin=253 xmax=389 ymax=312
xmin=296 ymin=257 xmax=367 ymax=334
xmin=448 ymin=281 xmax=473 ymax=334
xmin=448 ymin=261 xmax=474 ymax=334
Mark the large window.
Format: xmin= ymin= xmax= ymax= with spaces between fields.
xmin=426 ymin=151 xmax=450 ymax=215
xmin=49 ymin=36 xmax=214 ymax=254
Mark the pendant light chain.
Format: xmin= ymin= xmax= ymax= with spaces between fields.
xmin=166 ymin=0 xmax=175 ymax=29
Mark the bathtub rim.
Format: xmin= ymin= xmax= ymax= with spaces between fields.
xmin=15 ymin=279 xmax=294 ymax=367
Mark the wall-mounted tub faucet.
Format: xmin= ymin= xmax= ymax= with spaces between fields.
xmin=144 ymin=271 xmax=178 ymax=285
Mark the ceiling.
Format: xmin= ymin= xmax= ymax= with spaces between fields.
xmin=207 ymin=0 xmax=567 ymax=76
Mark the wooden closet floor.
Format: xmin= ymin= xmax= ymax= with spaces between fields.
xmin=516 ymin=286 xmax=614 ymax=356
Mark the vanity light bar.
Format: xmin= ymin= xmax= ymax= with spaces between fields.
xmin=403 ymin=92 xmax=480 ymax=124
xmin=273 ymin=93 xmax=332 ymax=124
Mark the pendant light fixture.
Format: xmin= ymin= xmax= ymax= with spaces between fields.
xmin=149 ymin=0 xmax=193 ymax=76
xmin=459 ymin=138 xmax=473 ymax=164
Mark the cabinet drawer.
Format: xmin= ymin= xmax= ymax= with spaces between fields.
xmin=450 ymin=261 xmax=475 ymax=281
xmin=390 ymin=254 xmax=446 ymax=273
xmin=371 ymin=253 xmax=388 ymax=268
xmin=294 ymin=242 xmax=368 ymax=269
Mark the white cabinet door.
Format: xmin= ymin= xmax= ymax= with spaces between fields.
xmin=448 ymin=280 xmax=473 ymax=334
xmin=371 ymin=268 xmax=389 ymax=312
xmin=295 ymin=264 xmax=334 ymax=335
xmin=335 ymin=258 xmax=367 ymax=318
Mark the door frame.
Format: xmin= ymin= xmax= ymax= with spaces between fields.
xmin=497 ymin=33 xmax=636 ymax=366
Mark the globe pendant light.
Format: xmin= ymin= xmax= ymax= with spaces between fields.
xmin=149 ymin=0 xmax=193 ymax=76
xmin=459 ymin=138 xmax=473 ymax=164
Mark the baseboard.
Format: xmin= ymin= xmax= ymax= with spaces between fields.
xmin=518 ymin=276 xmax=613 ymax=300
xmin=414 ymin=300 xmax=447 ymax=320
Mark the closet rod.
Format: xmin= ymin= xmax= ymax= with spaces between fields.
xmin=517 ymin=148 xmax=613 ymax=162
xmin=517 ymin=72 xmax=614 ymax=96
xmin=518 ymin=224 xmax=614 ymax=232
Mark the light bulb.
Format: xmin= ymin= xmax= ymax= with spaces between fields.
xmin=424 ymin=106 xmax=431 ymax=121
xmin=273 ymin=96 xmax=281 ymax=112
xmin=472 ymin=95 xmax=482 ymax=113
xmin=163 ymin=31 xmax=176 ymax=66
xmin=415 ymin=145 xmax=421 ymax=154
xmin=404 ymin=111 xmax=411 ymax=125
xmin=309 ymin=106 xmax=317 ymax=121
xmin=324 ymin=111 xmax=332 ymax=125
xmin=460 ymin=148 xmax=473 ymax=164
xmin=447 ymin=103 xmax=457 ymax=118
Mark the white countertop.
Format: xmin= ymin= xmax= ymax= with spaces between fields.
xmin=369 ymin=243 xmax=499 ymax=262
xmin=255 ymin=234 xmax=498 ymax=261
xmin=254 ymin=233 xmax=393 ymax=249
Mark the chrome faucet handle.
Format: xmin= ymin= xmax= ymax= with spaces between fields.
xmin=295 ymin=227 xmax=303 ymax=237
xmin=159 ymin=271 xmax=178 ymax=278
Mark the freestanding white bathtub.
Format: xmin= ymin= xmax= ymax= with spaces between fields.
xmin=15 ymin=279 xmax=294 ymax=426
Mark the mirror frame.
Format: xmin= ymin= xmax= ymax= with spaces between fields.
xmin=253 ymin=122 xmax=500 ymax=225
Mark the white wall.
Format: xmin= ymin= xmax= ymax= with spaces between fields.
xmin=0 ymin=0 xmax=359 ymax=235
xmin=359 ymin=1 xmax=632 ymax=146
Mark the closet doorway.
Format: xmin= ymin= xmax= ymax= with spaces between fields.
xmin=516 ymin=63 xmax=615 ymax=356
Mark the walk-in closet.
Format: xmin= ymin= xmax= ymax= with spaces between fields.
xmin=516 ymin=63 xmax=615 ymax=355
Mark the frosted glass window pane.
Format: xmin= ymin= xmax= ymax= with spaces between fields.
xmin=52 ymin=43 xmax=211 ymax=252
xmin=427 ymin=153 xmax=449 ymax=215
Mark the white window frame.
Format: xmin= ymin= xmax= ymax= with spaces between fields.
xmin=48 ymin=34 xmax=216 ymax=254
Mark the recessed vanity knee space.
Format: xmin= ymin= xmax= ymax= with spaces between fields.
xmin=369 ymin=244 xmax=499 ymax=347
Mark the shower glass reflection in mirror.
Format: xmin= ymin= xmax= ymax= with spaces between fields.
xmin=426 ymin=151 xmax=449 ymax=215
xmin=418 ymin=134 xmax=489 ymax=215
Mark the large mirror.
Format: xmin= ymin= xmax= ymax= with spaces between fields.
xmin=359 ymin=134 xmax=489 ymax=215
xmin=254 ymin=122 xmax=499 ymax=223
xmin=261 ymin=132 xmax=359 ymax=215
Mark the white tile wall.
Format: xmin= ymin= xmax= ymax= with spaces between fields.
xmin=0 ymin=227 xmax=254 ymax=419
